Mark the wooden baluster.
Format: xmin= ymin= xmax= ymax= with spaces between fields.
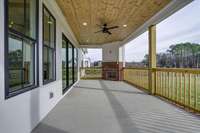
xmin=171 ymin=72 xmax=174 ymax=100
xmin=160 ymin=72 xmax=161 ymax=96
xmin=162 ymin=72 xmax=165 ymax=96
xmin=159 ymin=72 xmax=161 ymax=96
xmin=161 ymin=72 xmax=163 ymax=96
xmin=159 ymin=72 xmax=161 ymax=95
xmin=194 ymin=74 xmax=197 ymax=110
xmin=168 ymin=72 xmax=170 ymax=99
xmin=165 ymin=72 xmax=167 ymax=97
xmin=188 ymin=73 xmax=191 ymax=108
xmin=155 ymin=72 xmax=158 ymax=95
xmin=184 ymin=72 xmax=186 ymax=106
xmin=162 ymin=72 xmax=164 ymax=96
xmin=180 ymin=73 xmax=182 ymax=103
xmin=175 ymin=73 xmax=178 ymax=102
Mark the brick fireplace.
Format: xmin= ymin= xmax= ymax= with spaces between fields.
xmin=102 ymin=62 xmax=123 ymax=81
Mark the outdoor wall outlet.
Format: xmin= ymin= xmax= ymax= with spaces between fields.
xmin=49 ymin=92 xmax=54 ymax=99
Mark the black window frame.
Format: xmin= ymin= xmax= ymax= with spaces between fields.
xmin=62 ymin=34 xmax=69 ymax=93
xmin=73 ymin=46 xmax=78 ymax=83
xmin=62 ymin=34 xmax=78 ymax=94
xmin=68 ymin=42 xmax=74 ymax=87
xmin=4 ymin=0 xmax=39 ymax=99
xmin=42 ymin=4 xmax=56 ymax=85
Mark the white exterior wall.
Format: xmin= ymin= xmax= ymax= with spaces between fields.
xmin=102 ymin=42 xmax=125 ymax=62
xmin=0 ymin=1 xmax=81 ymax=133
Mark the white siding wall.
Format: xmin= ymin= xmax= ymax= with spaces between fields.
xmin=102 ymin=42 xmax=125 ymax=62
xmin=102 ymin=42 xmax=120 ymax=62
xmin=0 ymin=0 xmax=81 ymax=133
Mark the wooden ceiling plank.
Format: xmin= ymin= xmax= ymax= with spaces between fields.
xmin=56 ymin=0 xmax=171 ymax=45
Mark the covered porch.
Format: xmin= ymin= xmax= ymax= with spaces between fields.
xmin=1 ymin=0 xmax=200 ymax=133
xmin=33 ymin=80 xmax=200 ymax=133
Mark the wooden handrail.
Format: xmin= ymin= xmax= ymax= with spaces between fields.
xmin=123 ymin=67 xmax=200 ymax=74
xmin=155 ymin=68 xmax=200 ymax=74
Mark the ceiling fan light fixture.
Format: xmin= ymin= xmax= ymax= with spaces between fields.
xmin=123 ymin=24 xmax=127 ymax=27
xmin=82 ymin=22 xmax=87 ymax=26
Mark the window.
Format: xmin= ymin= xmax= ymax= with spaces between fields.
xmin=8 ymin=34 xmax=35 ymax=91
xmin=8 ymin=0 xmax=37 ymax=39
xmin=5 ymin=0 xmax=38 ymax=98
xmin=43 ymin=5 xmax=56 ymax=84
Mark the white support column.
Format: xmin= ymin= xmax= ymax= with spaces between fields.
xmin=121 ymin=45 xmax=126 ymax=67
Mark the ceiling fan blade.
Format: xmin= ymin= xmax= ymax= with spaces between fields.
xmin=94 ymin=30 xmax=102 ymax=33
xmin=107 ymin=26 xmax=119 ymax=30
xmin=106 ymin=31 xmax=112 ymax=35
xmin=96 ymin=24 xmax=103 ymax=28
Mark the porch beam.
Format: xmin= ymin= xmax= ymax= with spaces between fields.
xmin=148 ymin=25 xmax=156 ymax=94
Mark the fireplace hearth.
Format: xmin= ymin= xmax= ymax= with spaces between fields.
xmin=102 ymin=62 xmax=123 ymax=81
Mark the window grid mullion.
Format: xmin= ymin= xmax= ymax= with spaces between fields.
xmin=24 ymin=0 xmax=26 ymax=34
xmin=66 ymin=41 xmax=69 ymax=87
xmin=21 ymin=39 xmax=24 ymax=88
xmin=72 ymin=46 xmax=74 ymax=83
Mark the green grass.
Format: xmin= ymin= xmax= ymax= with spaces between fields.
xmin=81 ymin=68 xmax=102 ymax=79
xmin=156 ymin=72 xmax=200 ymax=111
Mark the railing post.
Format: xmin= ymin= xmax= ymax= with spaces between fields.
xmin=148 ymin=25 xmax=156 ymax=95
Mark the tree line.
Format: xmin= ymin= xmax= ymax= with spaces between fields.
xmin=142 ymin=42 xmax=200 ymax=68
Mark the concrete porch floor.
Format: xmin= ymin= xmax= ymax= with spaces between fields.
xmin=32 ymin=80 xmax=200 ymax=133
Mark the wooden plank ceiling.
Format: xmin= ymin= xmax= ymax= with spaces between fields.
xmin=56 ymin=0 xmax=171 ymax=45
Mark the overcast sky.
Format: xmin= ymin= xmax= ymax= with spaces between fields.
xmin=86 ymin=0 xmax=200 ymax=62
xmin=85 ymin=48 xmax=102 ymax=62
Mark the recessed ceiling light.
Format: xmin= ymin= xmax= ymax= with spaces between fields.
xmin=83 ymin=22 xmax=87 ymax=26
xmin=123 ymin=24 xmax=127 ymax=27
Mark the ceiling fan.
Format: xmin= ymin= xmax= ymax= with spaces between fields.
xmin=94 ymin=23 xmax=119 ymax=35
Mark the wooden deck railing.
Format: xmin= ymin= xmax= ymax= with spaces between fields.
xmin=80 ymin=67 xmax=102 ymax=79
xmin=123 ymin=68 xmax=149 ymax=90
xmin=123 ymin=67 xmax=200 ymax=112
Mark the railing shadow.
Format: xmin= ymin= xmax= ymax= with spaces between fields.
xmin=32 ymin=123 xmax=69 ymax=133
xmin=98 ymin=80 xmax=141 ymax=133
xmin=74 ymin=86 xmax=149 ymax=96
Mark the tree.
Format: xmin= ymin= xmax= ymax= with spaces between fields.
xmin=140 ymin=42 xmax=200 ymax=68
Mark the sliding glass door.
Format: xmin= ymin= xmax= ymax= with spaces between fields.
xmin=62 ymin=36 xmax=67 ymax=90
xmin=68 ymin=43 xmax=73 ymax=86
xmin=62 ymin=34 xmax=78 ymax=93
xmin=74 ymin=48 xmax=78 ymax=82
